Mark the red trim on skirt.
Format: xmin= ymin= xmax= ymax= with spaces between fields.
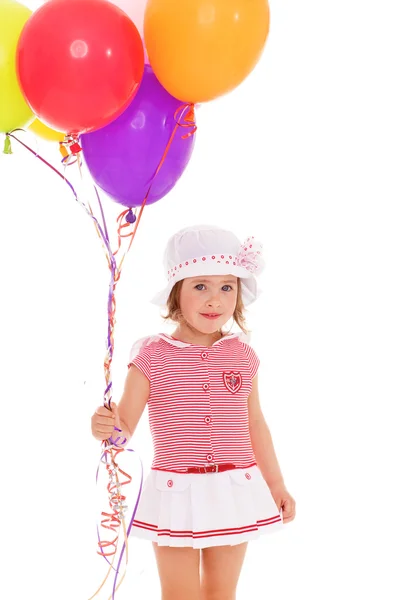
xmin=132 ymin=515 xmax=282 ymax=539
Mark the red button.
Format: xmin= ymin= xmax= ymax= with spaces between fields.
xmin=204 ymin=416 xmax=211 ymax=424
xmin=202 ymin=383 xmax=209 ymax=391
xmin=167 ymin=479 xmax=173 ymax=488
xmin=245 ymin=473 xmax=251 ymax=480
xmin=206 ymin=454 xmax=213 ymax=461
xmin=201 ymin=352 xmax=208 ymax=360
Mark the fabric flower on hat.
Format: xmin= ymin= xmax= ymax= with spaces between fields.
xmin=237 ymin=237 xmax=265 ymax=274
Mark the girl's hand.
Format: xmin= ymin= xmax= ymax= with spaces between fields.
xmin=91 ymin=402 xmax=121 ymax=442
xmin=269 ymin=482 xmax=296 ymax=524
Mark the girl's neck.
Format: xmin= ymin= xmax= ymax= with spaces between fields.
xmin=172 ymin=324 xmax=224 ymax=347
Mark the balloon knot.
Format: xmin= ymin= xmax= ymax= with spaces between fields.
xmin=175 ymin=103 xmax=197 ymax=139
xmin=60 ymin=134 xmax=82 ymax=165
xmin=3 ymin=135 xmax=12 ymax=155
xmin=185 ymin=105 xmax=195 ymax=123
xmin=59 ymin=143 xmax=69 ymax=159
xmin=125 ymin=210 xmax=136 ymax=224
xmin=69 ymin=141 xmax=82 ymax=154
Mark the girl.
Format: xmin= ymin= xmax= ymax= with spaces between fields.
xmin=91 ymin=224 xmax=296 ymax=600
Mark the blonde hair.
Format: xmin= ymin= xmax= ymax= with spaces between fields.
xmin=162 ymin=278 xmax=248 ymax=335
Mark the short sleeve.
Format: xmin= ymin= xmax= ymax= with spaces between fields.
xmin=242 ymin=343 xmax=260 ymax=379
xmin=127 ymin=336 xmax=155 ymax=381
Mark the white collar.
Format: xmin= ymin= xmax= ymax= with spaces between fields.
xmin=158 ymin=332 xmax=249 ymax=348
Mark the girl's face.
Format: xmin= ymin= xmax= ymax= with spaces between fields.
xmin=179 ymin=275 xmax=238 ymax=334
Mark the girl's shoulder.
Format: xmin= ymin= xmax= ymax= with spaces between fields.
xmin=128 ymin=333 xmax=164 ymax=362
xmin=235 ymin=331 xmax=251 ymax=345
xmin=232 ymin=332 xmax=256 ymax=352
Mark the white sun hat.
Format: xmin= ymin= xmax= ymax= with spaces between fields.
xmin=151 ymin=225 xmax=265 ymax=307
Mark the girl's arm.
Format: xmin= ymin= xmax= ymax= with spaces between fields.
xmin=113 ymin=365 xmax=150 ymax=445
xmin=248 ymin=374 xmax=285 ymax=488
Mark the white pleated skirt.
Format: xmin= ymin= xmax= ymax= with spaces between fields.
xmin=130 ymin=465 xmax=284 ymax=548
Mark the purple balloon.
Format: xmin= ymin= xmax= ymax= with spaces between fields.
xmin=80 ymin=65 xmax=195 ymax=208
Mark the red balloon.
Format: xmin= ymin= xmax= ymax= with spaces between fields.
xmin=16 ymin=0 xmax=144 ymax=135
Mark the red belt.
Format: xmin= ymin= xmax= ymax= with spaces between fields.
xmin=186 ymin=463 xmax=236 ymax=474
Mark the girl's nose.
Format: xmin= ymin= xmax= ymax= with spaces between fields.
xmin=207 ymin=294 xmax=221 ymax=307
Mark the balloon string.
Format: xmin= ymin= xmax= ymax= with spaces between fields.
xmin=94 ymin=185 xmax=110 ymax=243
xmin=4 ymin=131 xmax=107 ymax=249
xmin=98 ymin=446 xmax=132 ymax=558
xmin=5 ymin=130 xmax=135 ymax=597
xmin=6 ymin=106 xmax=196 ymax=598
xmin=174 ymin=103 xmax=197 ymax=138
xmin=90 ymin=445 xmax=140 ymax=600
xmin=112 ymin=457 xmax=143 ymax=600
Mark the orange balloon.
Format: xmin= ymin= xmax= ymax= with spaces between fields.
xmin=144 ymin=0 xmax=270 ymax=103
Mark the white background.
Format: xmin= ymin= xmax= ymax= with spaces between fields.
xmin=1 ymin=0 xmax=400 ymax=598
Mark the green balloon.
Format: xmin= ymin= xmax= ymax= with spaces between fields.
xmin=0 ymin=0 xmax=34 ymax=133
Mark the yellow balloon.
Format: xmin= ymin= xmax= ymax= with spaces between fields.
xmin=0 ymin=0 xmax=34 ymax=133
xmin=144 ymin=0 xmax=270 ymax=103
xmin=29 ymin=119 xmax=65 ymax=142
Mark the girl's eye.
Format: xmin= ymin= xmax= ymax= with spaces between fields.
xmin=194 ymin=284 xmax=233 ymax=292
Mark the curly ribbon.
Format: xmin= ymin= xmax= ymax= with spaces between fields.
xmin=89 ymin=444 xmax=143 ymax=600
xmin=4 ymin=102 xmax=196 ymax=599
xmin=4 ymin=129 xmax=141 ymax=597
xmin=175 ymin=102 xmax=197 ymax=139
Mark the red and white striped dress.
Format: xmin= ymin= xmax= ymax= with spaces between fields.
xmin=128 ymin=332 xmax=283 ymax=548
